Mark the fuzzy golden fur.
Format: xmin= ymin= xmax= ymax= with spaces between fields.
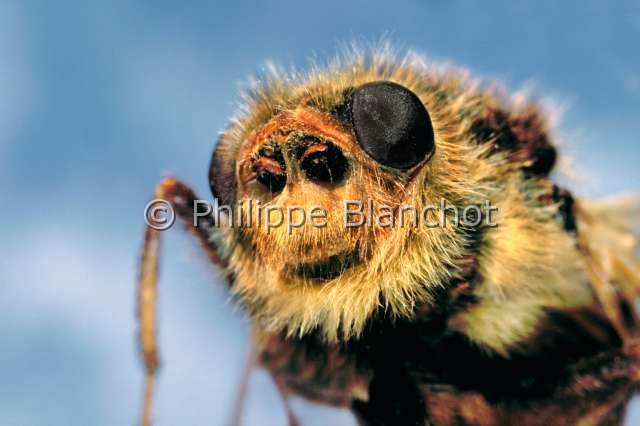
xmin=208 ymin=44 xmax=629 ymax=355
xmin=137 ymin=44 xmax=640 ymax=426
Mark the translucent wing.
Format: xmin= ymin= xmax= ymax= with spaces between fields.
xmin=576 ymin=193 xmax=640 ymax=341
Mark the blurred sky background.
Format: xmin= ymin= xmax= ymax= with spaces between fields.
xmin=1 ymin=1 xmax=639 ymax=425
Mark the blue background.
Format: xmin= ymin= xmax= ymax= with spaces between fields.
xmin=1 ymin=1 xmax=639 ymax=425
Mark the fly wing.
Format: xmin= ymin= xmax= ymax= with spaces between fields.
xmin=576 ymin=193 xmax=640 ymax=340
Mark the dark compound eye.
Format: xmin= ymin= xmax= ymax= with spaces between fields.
xmin=351 ymin=81 xmax=435 ymax=169
xmin=209 ymin=140 xmax=237 ymax=207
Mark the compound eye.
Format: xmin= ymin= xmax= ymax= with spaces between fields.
xmin=209 ymin=140 xmax=237 ymax=207
xmin=351 ymin=81 xmax=435 ymax=169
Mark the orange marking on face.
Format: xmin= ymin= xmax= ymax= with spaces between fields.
xmin=252 ymin=157 xmax=285 ymax=175
xmin=301 ymin=143 xmax=329 ymax=159
xmin=240 ymin=107 xmax=357 ymax=160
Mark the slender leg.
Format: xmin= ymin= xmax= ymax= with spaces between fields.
xmin=229 ymin=336 xmax=258 ymax=426
xmin=154 ymin=177 xmax=226 ymax=266
xmin=139 ymin=224 xmax=160 ymax=426
xmin=272 ymin=376 xmax=302 ymax=426
xmin=137 ymin=177 xmax=226 ymax=426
